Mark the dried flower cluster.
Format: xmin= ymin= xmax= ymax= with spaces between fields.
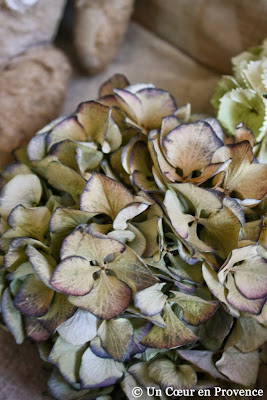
xmin=211 ymin=38 xmax=267 ymax=163
xmin=0 ymin=74 xmax=266 ymax=400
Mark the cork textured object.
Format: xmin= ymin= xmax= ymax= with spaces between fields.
xmin=0 ymin=0 xmax=66 ymax=68
xmin=0 ymin=45 xmax=71 ymax=167
xmin=74 ymin=0 xmax=134 ymax=74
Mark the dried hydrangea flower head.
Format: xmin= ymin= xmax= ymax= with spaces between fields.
xmin=211 ymin=38 xmax=267 ymax=162
xmin=0 ymin=74 xmax=266 ymax=400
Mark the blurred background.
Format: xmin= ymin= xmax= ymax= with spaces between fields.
xmin=0 ymin=0 xmax=266 ymax=398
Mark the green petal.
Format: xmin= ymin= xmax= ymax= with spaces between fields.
xmin=26 ymin=245 xmax=55 ymax=288
xmin=98 ymin=318 xmax=134 ymax=361
xmin=69 ymin=271 xmax=132 ymax=319
xmin=148 ymin=358 xmax=197 ymax=390
xmin=218 ymin=88 xmax=267 ymax=141
xmin=199 ymin=307 xmax=233 ymax=351
xmin=38 ymin=292 xmax=76 ymax=333
xmin=50 ymin=256 xmax=100 ymax=296
xmin=140 ymin=303 xmax=197 ymax=349
xmin=242 ymin=59 xmax=267 ymax=94
xmin=48 ymin=369 xmax=90 ymax=400
xmin=170 ymin=291 xmax=219 ymax=326
xmin=47 ymin=116 xmax=86 ymax=150
xmin=40 ymin=160 xmax=86 ymax=203
xmin=109 ymin=245 xmax=158 ymax=294
xmin=225 ymin=317 xmax=267 ymax=353
xmin=3 ymin=205 xmax=51 ymax=243
xmin=60 ymin=226 xmax=125 ymax=264
xmin=80 ymin=172 xmax=137 ymax=219
xmin=211 ymin=75 xmax=239 ymax=110
xmin=99 ymin=74 xmax=130 ymax=97
xmin=200 ymin=204 xmax=242 ymax=259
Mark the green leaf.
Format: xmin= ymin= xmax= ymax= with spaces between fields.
xmin=98 ymin=318 xmax=134 ymax=361
xmin=140 ymin=303 xmax=197 ymax=349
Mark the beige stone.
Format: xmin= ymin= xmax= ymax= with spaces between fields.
xmin=0 ymin=45 xmax=71 ymax=167
xmin=0 ymin=0 xmax=66 ymax=68
xmin=134 ymin=0 xmax=267 ymax=74
xmin=74 ymin=0 xmax=134 ymax=74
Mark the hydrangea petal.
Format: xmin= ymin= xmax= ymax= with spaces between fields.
xmin=0 ymin=174 xmax=42 ymax=219
xmin=50 ymin=256 xmax=99 ymax=296
xmin=49 ymin=336 xmax=87 ymax=385
xmin=215 ymin=347 xmax=259 ymax=386
xmin=148 ymin=359 xmax=197 ymax=391
xmin=14 ymin=274 xmax=54 ymax=317
xmin=140 ymin=304 xmax=197 ymax=349
xmin=98 ymin=318 xmax=134 ymax=362
xmin=38 ymin=292 xmax=76 ymax=333
xmin=170 ymin=291 xmax=219 ymax=326
xmin=1 ymin=288 xmax=25 ymax=344
xmin=25 ymin=317 xmax=51 ymax=342
xmin=80 ymin=172 xmax=137 ymax=219
xmin=134 ymin=283 xmax=167 ymax=316
xmin=163 ymin=121 xmax=222 ymax=178
xmin=99 ymin=74 xmax=130 ymax=97
xmin=69 ymin=272 xmax=132 ymax=319
xmin=80 ymin=348 xmax=123 ymax=389
xmin=57 ymin=309 xmax=97 ymax=346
